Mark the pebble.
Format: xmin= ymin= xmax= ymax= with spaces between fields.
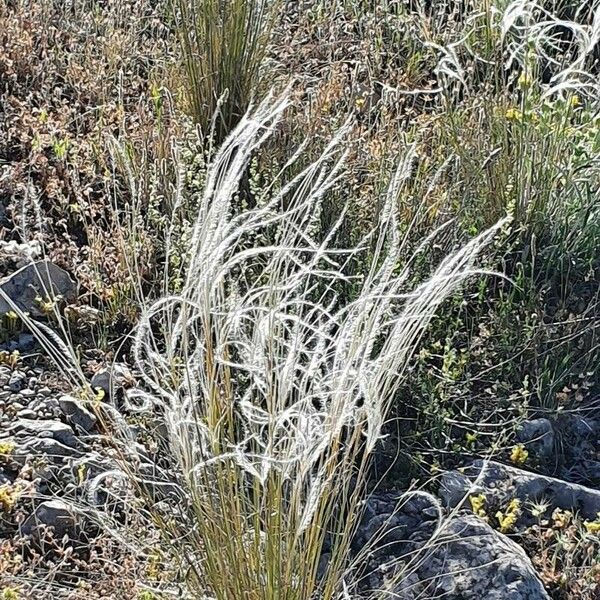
xmin=8 ymin=371 xmax=27 ymax=392
xmin=16 ymin=409 xmax=36 ymax=419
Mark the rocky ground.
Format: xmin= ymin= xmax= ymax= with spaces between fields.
xmin=0 ymin=255 xmax=598 ymax=598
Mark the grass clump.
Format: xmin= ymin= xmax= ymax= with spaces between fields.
xmin=1 ymin=0 xmax=600 ymax=598
xmin=172 ymin=0 xmax=278 ymax=141
xmin=75 ymin=93 xmax=505 ymax=599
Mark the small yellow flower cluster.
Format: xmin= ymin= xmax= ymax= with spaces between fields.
xmin=34 ymin=294 xmax=62 ymax=315
xmin=0 ymin=483 xmax=22 ymax=512
xmin=0 ymin=440 xmax=15 ymax=458
xmin=583 ymin=513 xmax=600 ymax=534
xmin=510 ymin=444 xmax=529 ymax=465
xmin=505 ymin=107 xmax=523 ymax=122
xmin=518 ymin=72 xmax=532 ymax=89
xmin=469 ymin=493 xmax=487 ymax=518
xmin=0 ymin=351 xmax=20 ymax=369
xmin=496 ymin=498 xmax=521 ymax=533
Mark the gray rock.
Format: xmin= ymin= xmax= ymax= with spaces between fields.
xmin=30 ymin=397 xmax=60 ymax=413
xmin=16 ymin=408 xmax=37 ymax=419
xmin=354 ymin=491 xmax=440 ymax=564
xmin=517 ymin=418 xmax=555 ymax=459
xmin=14 ymin=437 xmax=85 ymax=465
xmin=391 ymin=516 xmax=549 ymax=600
xmin=439 ymin=470 xmax=481 ymax=508
xmin=566 ymin=416 xmax=598 ymax=439
xmin=21 ymin=499 xmax=80 ymax=541
xmin=468 ymin=460 xmax=600 ymax=520
xmin=17 ymin=332 xmax=36 ymax=352
xmin=0 ymin=259 xmax=76 ymax=316
xmin=8 ymin=371 xmax=27 ymax=392
xmin=10 ymin=418 xmax=80 ymax=449
xmin=58 ymin=395 xmax=97 ymax=432
xmin=90 ymin=363 xmax=134 ymax=397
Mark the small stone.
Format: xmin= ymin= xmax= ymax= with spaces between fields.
xmin=90 ymin=363 xmax=134 ymax=397
xmin=16 ymin=409 xmax=36 ymax=419
xmin=58 ymin=395 xmax=97 ymax=433
xmin=11 ymin=418 xmax=80 ymax=449
xmin=8 ymin=371 xmax=27 ymax=392
xmin=567 ymin=416 xmax=598 ymax=439
xmin=20 ymin=389 xmax=36 ymax=399
xmin=17 ymin=333 xmax=36 ymax=352
xmin=21 ymin=499 xmax=81 ymax=542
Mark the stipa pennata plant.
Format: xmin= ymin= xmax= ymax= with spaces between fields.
xmin=84 ymin=92 xmax=508 ymax=600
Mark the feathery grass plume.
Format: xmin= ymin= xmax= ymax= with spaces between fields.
xmin=111 ymin=90 xmax=507 ymax=599
xmin=171 ymin=0 xmax=279 ymax=142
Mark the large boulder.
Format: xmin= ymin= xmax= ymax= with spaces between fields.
xmin=442 ymin=460 xmax=600 ymax=520
xmin=0 ymin=259 xmax=76 ymax=316
xmin=391 ymin=516 xmax=550 ymax=600
xmin=354 ymin=491 xmax=549 ymax=599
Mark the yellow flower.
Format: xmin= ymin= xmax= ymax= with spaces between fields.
xmin=0 ymin=484 xmax=22 ymax=512
xmin=465 ymin=432 xmax=478 ymax=446
xmin=518 ymin=72 xmax=532 ymax=89
xmin=496 ymin=498 xmax=521 ymax=533
xmin=0 ymin=441 xmax=15 ymax=457
xmin=470 ymin=493 xmax=486 ymax=517
xmin=510 ymin=444 xmax=528 ymax=465
xmin=552 ymin=508 xmax=572 ymax=528
xmin=77 ymin=464 xmax=87 ymax=485
xmin=569 ymin=94 xmax=582 ymax=108
xmin=584 ymin=519 xmax=600 ymax=534
xmin=505 ymin=108 xmax=523 ymax=122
